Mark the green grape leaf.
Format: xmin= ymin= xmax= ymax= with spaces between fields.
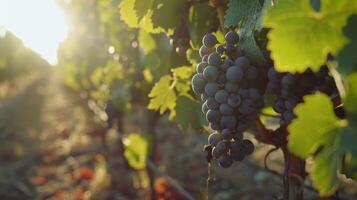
xmin=119 ymin=0 xmax=139 ymax=28
xmin=189 ymin=3 xmax=217 ymax=47
xmin=224 ymin=0 xmax=266 ymax=63
xmin=148 ymin=75 xmax=176 ymax=119
xmin=175 ymin=95 xmax=204 ymax=131
xmin=172 ymin=66 xmax=194 ymax=80
xmin=134 ymin=0 xmax=154 ymax=20
xmin=288 ymin=93 xmax=350 ymax=195
xmin=123 ymin=133 xmax=149 ymax=169
xmin=288 ymin=93 xmax=341 ymax=158
xmin=138 ymin=29 xmax=156 ymax=53
xmin=263 ymin=0 xmax=357 ymax=72
xmin=151 ymin=0 xmax=185 ymax=33
xmin=337 ymin=15 xmax=357 ymax=74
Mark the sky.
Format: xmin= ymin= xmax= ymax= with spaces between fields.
xmin=0 ymin=0 xmax=69 ymax=64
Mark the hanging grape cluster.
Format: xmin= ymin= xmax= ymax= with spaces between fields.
xmin=266 ymin=66 xmax=338 ymax=124
xmin=191 ymin=32 xmax=263 ymax=168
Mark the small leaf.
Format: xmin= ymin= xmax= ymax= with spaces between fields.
xmin=138 ymin=29 xmax=156 ymax=53
xmin=123 ymin=133 xmax=149 ymax=169
xmin=263 ymin=0 xmax=357 ymax=72
xmin=148 ymin=75 xmax=176 ymax=118
xmin=172 ymin=66 xmax=194 ymax=80
xmin=119 ymin=0 xmax=139 ymax=28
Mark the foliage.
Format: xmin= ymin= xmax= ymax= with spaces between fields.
xmin=53 ymin=0 xmax=357 ymax=197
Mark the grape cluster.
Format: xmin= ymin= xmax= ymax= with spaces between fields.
xmin=266 ymin=66 xmax=337 ymax=124
xmin=192 ymin=32 xmax=262 ymax=168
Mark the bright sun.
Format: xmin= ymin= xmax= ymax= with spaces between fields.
xmin=0 ymin=0 xmax=68 ymax=65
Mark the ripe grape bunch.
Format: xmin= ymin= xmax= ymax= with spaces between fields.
xmin=191 ymin=31 xmax=263 ymax=168
xmin=266 ymin=66 xmax=337 ymax=124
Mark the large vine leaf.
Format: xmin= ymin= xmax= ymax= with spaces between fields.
xmin=288 ymin=93 xmax=341 ymax=157
xmin=175 ymin=95 xmax=204 ymax=131
xmin=148 ymin=75 xmax=176 ymax=119
xmin=263 ymin=0 xmax=357 ymax=72
xmin=337 ymin=15 xmax=357 ymax=74
xmin=288 ymin=93 xmax=346 ymax=195
xmin=224 ymin=0 xmax=266 ymax=63
xmin=189 ymin=3 xmax=217 ymax=47
xmin=123 ymin=133 xmax=149 ymax=170
xmin=138 ymin=29 xmax=156 ymax=54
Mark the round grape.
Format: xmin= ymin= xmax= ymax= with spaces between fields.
xmin=226 ymin=66 xmax=243 ymax=82
xmin=199 ymin=45 xmax=211 ymax=57
xmin=233 ymin=131 xmax=243 ymax=142
xmin=211 ymin=147 xmax=221 ymax=158
xmin=225 ymin=31 xmax=239 ymax=44
xmin=215 ymin=90 xmax=229 ymax=103
xmin=208 ymin=52 xmax=222 ymax=66
xmin=220 ymin=115 xmax=237 ymax=129
xmin=208 ymin=132 xmax=222 ymax=146
xmin=205 ymin=82 xmax=219 ymax=96
xmin=206 ymin=97 xmax=219 ymax=109
xmin=273 ymin=99 xmax=285 ymax=113
xmin=221 ymin=129 xmax=233 ymax=140
xmin=242 ymin=139 xmax=254 ymax=155
xmin=218 ymin=155 xmax=233 ymax=168
xmin=209 ymin=122 xmax=220 ymax=131
xmin=334 ymin=106 xmax=346 ymax=119
xmin=281 ymin=74 xmax=295 ymax=88
xmin=219 ymin=103 xmax=234 ymax=115
xmin=239 ymin=99 xmax=254 ymax=114
xmin=221 ymin=58 xmax=234 ymax=71
xmin=196 ymin=62 xmax=207 ymax=73
xmin=283 ymin=110 xmax=295 ymax=123
xmin=203 ymin=65 xmax=219 ymax=81
xmin=216 ymin=44 xmax=225 ymax=54
xmin=235 ymin=56 xmax=250 ymax=70
xmin=202 ymin=33 xmax=217 ymax=48
xmin=216 ymin=141 xmax=229 ymax=154
xmin=227 ymin=94 xmax=241 ymax=107
xmin=206 ymin=109 xmax=221 ymax=123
